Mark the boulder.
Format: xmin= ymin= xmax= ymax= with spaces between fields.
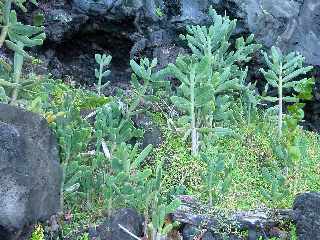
xmin=94 ymin=208 xmax=144 ymax=240
xmin=0 ymin=104 xmax=62 ymax=240
xmin=133 ymin=114 xmax=163 ymax=149
xmin=243 ymin=0 xmax=320 ymax=66
xmin=30 ymin=0 xmax=320 ymax=82
xmin=293 ymin=192 xmax=320 ymax=240
xmin=182 ymin=224 xmax=215 ymax=240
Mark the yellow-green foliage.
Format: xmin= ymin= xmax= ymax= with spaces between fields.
xmin=29 ymin=77 xmax=109 ymax=110
xmin=77 ymin=233 xmax=89 ymax=240
xmin=30 ymin=225 xmax=44 ymax=240
xmin=152 ymin=112 xmax=320 ymax=210
xmin=151 ymin=122 xmax=205 ymax=198
xmin=157 ymin=133 xmax=206 ymax=197
xmin=213 ymin=122 xmax=320 ymax=210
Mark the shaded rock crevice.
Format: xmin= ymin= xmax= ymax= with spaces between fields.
xmin=42 ymin=17 xmax=137 ymax=85
xmin=34 ymin=0 xmax=320 ymax=81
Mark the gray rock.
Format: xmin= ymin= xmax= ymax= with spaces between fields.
xmin=182 ymin=224 xmax=215 ymax=240
xmin=96 ymin=208 xmax=144 ymax=240
xmin=293 ymin=192 xmax=320 ymax=240
xmin=181 ymin=224 xmax=243 ymax=240
xmin=44 ymin=9 xmax=88 ymax=42
xmin=153 ymin=45 xmax=186 ymax=71
xmin=236 ymin=0 xmax=320 ymax=66
xmin=0 ymin=104 xmax=62 ymax=240
xmin=133 ymin=114 xmax=163 ymax=149
xmin=34 ymin=0 xmax=320 ymax=82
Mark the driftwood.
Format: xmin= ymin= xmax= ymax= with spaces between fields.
xmin=172 ymin=195 xmax=294 ymax=232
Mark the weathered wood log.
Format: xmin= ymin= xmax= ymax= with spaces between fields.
xmin=172 ymin=195 xmax=294 ymax=232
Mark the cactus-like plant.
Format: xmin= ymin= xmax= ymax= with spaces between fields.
xmin=167 ymin=7 xmax=260 ymax=155
xmin=146 ymin=161 xmax=181 ymax=240
xmin=0 ymin=0 xmax=45 ymax=103
xmin=94 ymin=102 xmax=154 ymax=214
xmin=94 ymin=101 xmax=143 ymax=154
xmin=101 ymin=141 xmax=153 ymax=216
xmin=128 ymin=57 xmax=170 ymax=117
xmin=260 ymin=46 xmax=314 ymax=135
xmin=260 ymin=167 xmax=289 ymax=204
xmin=201 ymin=148 xmax=234 ymax=207
xmin=149 ymin=199 xmax=180 ymax=240
xmin=94 ymin=53 xmax=112 ymax=96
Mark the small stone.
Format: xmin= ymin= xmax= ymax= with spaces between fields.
xmin=97 ymin=208 xmax=144 ymax=240
xmin=293 ymin=192 xmax=320 ymax=240
xmin=182 ymin=224 xmax=215 ymax=240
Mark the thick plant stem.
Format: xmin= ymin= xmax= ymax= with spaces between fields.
xmin=208 ymin=158 xmax=213 ymax=207
xmin=208 ymin=180 xmax=213 ymax=207
xmin=10 ymin=42 xmax=24 ymax=104
xmin=190 ymin=67 xmax=198 ymax=156
xmin=0 ymin=0 xmax=12 ymax=47
xmin=152 ymin=229 xmax=157 ymax=240
xmin=97 ymin=60 xmax=104 ymax=96
xmin=278 ymin=65 xmax=283 ymax=136
xmin=0 ymin=27 xmax=8 ymax=47
xmin=143 ymin=210 xmax=149 ymax=238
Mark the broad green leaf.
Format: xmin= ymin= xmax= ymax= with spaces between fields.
xmin=10 ymin=23 xmax=44 ymax=37
xmin=0 ymin=78 xmax=19 ymax=87
xmin=165 ymin=199 xmax=181 ymax=213
xmin=5 ymin=40 xmax=31 ymax=59
xmin=262 ymin=96 xmax=278 ymax=103
xmin=132 ymin=144 xmax=153 ymax=169
xmin=95 ymin=54 xmax=101 ymax=64
xmin=283 ymin=96 xmax=299 ymax=103
xmin=170 ymin=96 xmax=191 ymax=112
xmin=130 ymin=59 xmax=143 ymax=79
xmin=195 ymin=85 xmax=212 ymax=107
xmin=162 ymin=224 xmax=174 ymax=235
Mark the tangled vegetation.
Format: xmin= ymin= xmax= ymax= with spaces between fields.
xmin=1 ymin=1 xmax=319 ymax=240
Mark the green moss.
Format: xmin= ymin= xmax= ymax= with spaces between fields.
xmin=30 ymin=225 xmax=44 ymax=240
xmin=153 ymin=131 xmax=206 ymax=198
xmin=212 ymin=122 xmax=320 ymax=210
xmin=151 ymin=111 xmax=320 ymax=210
xmin=150 ymin=111 xmax=167 ymax=126
xmin=29 ymin=78 xmax=110 ymax=110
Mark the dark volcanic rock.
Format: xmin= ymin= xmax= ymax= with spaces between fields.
xmin=31 ymin=0 xmax=320 ymax=83
xmin=182 ymin=223 xmax=244 ymax=240
xmin=95 ymin=208 xmax=144 ymax=240
xmin=133 ymin=114 xmax=163 ymax=148
xmin=182 ymin=224 xmax=215 ymax=240
xmin=293 ymin=192 xmax=320 ymax=240
xmin=0 ymin=104 xmax=62 ymax=240
xmin=244 ymin=0 xmax=320 ymax=66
